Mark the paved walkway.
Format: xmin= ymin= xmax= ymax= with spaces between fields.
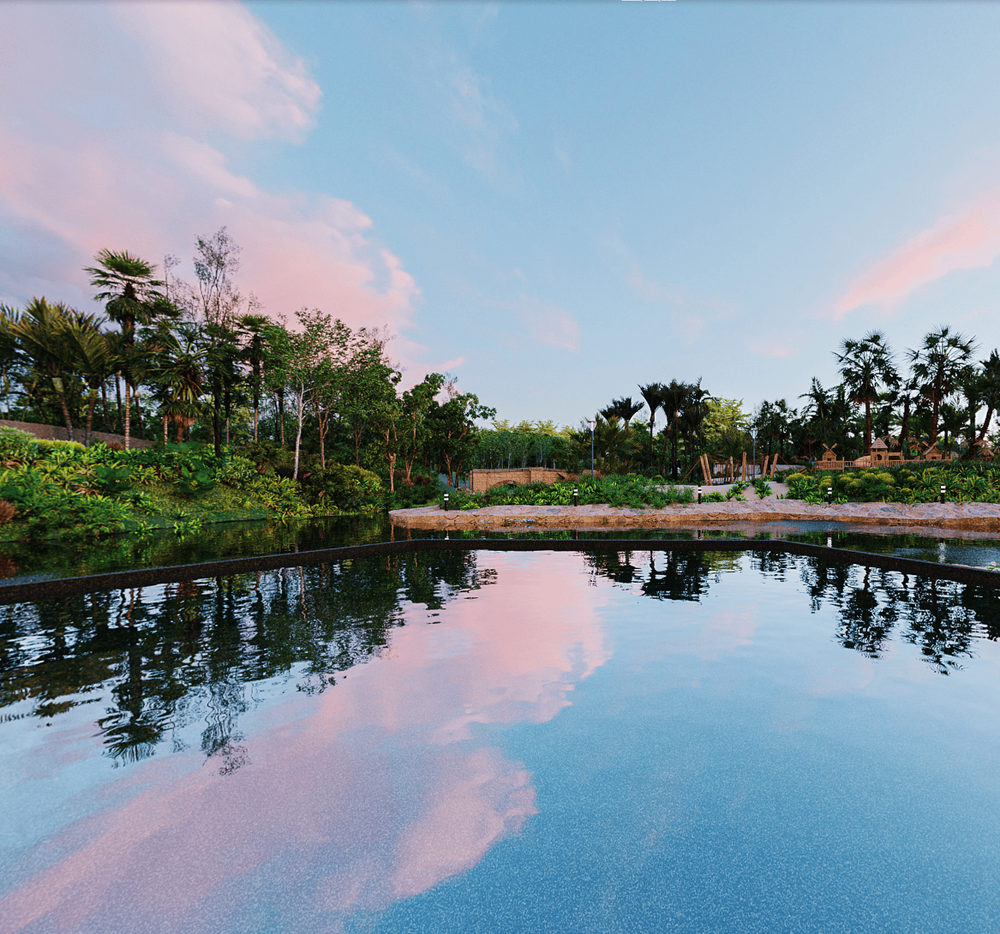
xmin=390 ymin=494 xmax=1000 ymax=536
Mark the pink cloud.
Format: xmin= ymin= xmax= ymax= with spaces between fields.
xmin=514 ymin=294 xmax=580 ymax=351
xmin=834 ymin=189 xmax=1000 ymax=318
xmin=118 ymin=1 xmax=322 ymax=142
xmin=748 ymin=338 xmax=797 ymax=360
xmin=0 ymin=553 xmax=610 ymax=934
xmin=0 ymin=1 xmax=442 ymax=380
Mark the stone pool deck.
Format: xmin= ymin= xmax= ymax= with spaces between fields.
xmin=390 ymin=498 xmax=1000 ymax=537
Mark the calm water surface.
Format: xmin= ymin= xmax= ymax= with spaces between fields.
xmin=2 ymin=549 xmax=999 ymax=933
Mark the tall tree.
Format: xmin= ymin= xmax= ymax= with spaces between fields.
xmin=973 ymin=350 xmax=1000 ymax=450
xmin=84 ymin=250 xmax=167 ymax=449
xmin=427 ymin=382 xmax=495 ymax=485
xmin=638 ymin=382 xmax=667 ymax=470
xmin=192 ymin=227 xmax=245 ymax=328
xmin=237 ymin=314 xmax=270 ymax=442
xmin=659 ymin=380 xmax=694 ymax=479
xmin=835 ymin=330 xmax=899 ymax=456
xmin=0 ymin=304 xmax=23 ymax=416
xmin=268 ymin=311 xmax=330 ymax=480
xmin=64 ymin=314 xmax=112 ymax=445
xmin=145 ymin=321 xmax=205 ymax=444
xmin=400 ymin=373 xmax=446 ymax=484
xmin=907 ymin=326 xmax=976 ymax=447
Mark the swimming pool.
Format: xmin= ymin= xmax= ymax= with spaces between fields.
xmin=2 ymin=548 xmax=999 ymax=932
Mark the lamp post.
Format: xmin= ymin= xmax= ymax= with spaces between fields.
xmin=750 ymin=427 xmax=758 ymax=480
xmin=588 ymin=419 xmax=596 ymax=478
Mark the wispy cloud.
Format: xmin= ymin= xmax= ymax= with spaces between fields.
xmin=443 ymin=58 xmax=518 ymax=178
xmin=401 ymin=15 xmax=518 ymax=184
xmin=513 ymin=294 xmax=580 ymax=351
xmin=601 ymin=230 xmax=706 ymax=343
xmin=747 ymin=338 xmax=798 ymax=360
xmin=118 ymin=1 xmax=322 ymax=142
xmin=624 ymin=262 xmax=685 ymax=307
xmin=0 ymin=1 xmax=430 ymax=375
xmin=834 ymin=188 xmax=1000 ymax=319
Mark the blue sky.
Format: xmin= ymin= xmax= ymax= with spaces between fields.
xmin=2 ymin=1 xmax=1000 ymax=428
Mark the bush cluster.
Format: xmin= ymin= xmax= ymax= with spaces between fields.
xmin=0 ymin=428 xmax=391 ymax=540
xmin=783 ymin=462 xmax=1000 ymax=505
xmin=443 ymin=476 xmax=695 ymax=510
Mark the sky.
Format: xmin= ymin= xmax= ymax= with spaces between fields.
xmin=2 ymin=0 xmax=1000 ymax=430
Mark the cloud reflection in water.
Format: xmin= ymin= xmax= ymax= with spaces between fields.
xmin=0 ymin=552 xmax=609 ymax=934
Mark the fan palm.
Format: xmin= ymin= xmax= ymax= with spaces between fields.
xmin=907 ymin=326 xmax=976 ymax=446
xmin=835 ymin=330 xmax=899 ymax=456
xmin=84 ymin=250 xmax=167 ymax=449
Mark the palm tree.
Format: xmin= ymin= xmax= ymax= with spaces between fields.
xmin=84 ymin=250 xmax=167 ymax=449
xmin=798 ymin=378 xmax=832 ymax=458
xmin=63 ymin=314 xmax=112 ymax=445
xmin=835 ymin=330 xmax=899 ymax=456
xmin=638 ymin=382 xmax=667 ymax=470
xmin=658 ymin=380 xmax=692 ymax=479
xmin=204 ymin=321 xmax=243 ymax=455
xmin=0 ymin=304 xmax=22 ymax=416
xmin=977 ymin=350 xmax=1000 ymax=448
xmin=8 ymin=298 xmax=79 ymax=439
xmin=907 ymin=326 xmax=976 ymax=447
xmin=146 ymin=322 xmax=205 ymax=444
xmin=599 ymin=396 xmax=644 ymax=430
xmin=237 ymin=314 xmax=270 ymax=442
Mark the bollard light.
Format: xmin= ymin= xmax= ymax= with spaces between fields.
xmin=826 ymin=487 xmax=833 ymax=505
xmin=940 ymin=485 xmax=946 ymax=504
xmin=697 ymin=486 xmax=702 ymax=504
xmin=443 ymin=492 xmax=450 ymax=511
xmin=573 ymin=486 xmax=579 ymax=507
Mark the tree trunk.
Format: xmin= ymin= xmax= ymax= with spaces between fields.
xmin=85 ymin=388 xmax=98 ymax=446
xmin=900 ymin=397 xmax=912 ymax=449
xmin=277 ymin=389 xmax=286 ymax=446
xmin=123 ymin=379 xmax=131 ymax=450
xmin=317 ymin=410 xmax=327 ymax=470
xmin=293 ymin=392 xmax=305 ymax=481
xmin=975 ymin=406 xmax=995 ymax=447
xmin=55 ymin=384 xmax=75 ymax=443
xmin=212 ymin=378 xmax=222 ymax=458
xmin=101 ymin=381 xmax=111 ymax=435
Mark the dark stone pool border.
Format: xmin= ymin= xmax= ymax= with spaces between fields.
xmin=2 ymin=538 xmax=999 ymax=604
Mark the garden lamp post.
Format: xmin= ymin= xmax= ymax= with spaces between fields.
xmin=750 ymin=427 xmax=758 ymax=480
xmin=588 ymin=419 xmax=596 ymax=478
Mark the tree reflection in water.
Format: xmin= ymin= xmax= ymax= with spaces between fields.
xmin=0 ymin=550 xmax=488 ymax=769
xmin=582 ymin=548 xmax=1000 ymax=675
xmin=2 ymin=547 xmax=998 ymax=769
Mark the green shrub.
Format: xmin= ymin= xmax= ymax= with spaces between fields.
xmin=445 ymin=475 xmax=694 ymax=510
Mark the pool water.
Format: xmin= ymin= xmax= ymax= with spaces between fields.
xmin=1 ymin=549 xmax=999 ymax=933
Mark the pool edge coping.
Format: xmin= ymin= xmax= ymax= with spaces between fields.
xmin=2 ymin=538 xmax=998 ymax=604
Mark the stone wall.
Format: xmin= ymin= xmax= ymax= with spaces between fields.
xmin=0 ymin=418 xmax=155 ymax=449
xmin=469 ymin=467 xmax=578 ymax=494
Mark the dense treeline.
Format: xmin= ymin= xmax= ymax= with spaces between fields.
xmin=570 ymin=328 xmax=999 ymax=480
xmin=1 ymin=231 xmax=998 ymax=502
xmin=0 ymin=231 xmax=493 ymax=496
